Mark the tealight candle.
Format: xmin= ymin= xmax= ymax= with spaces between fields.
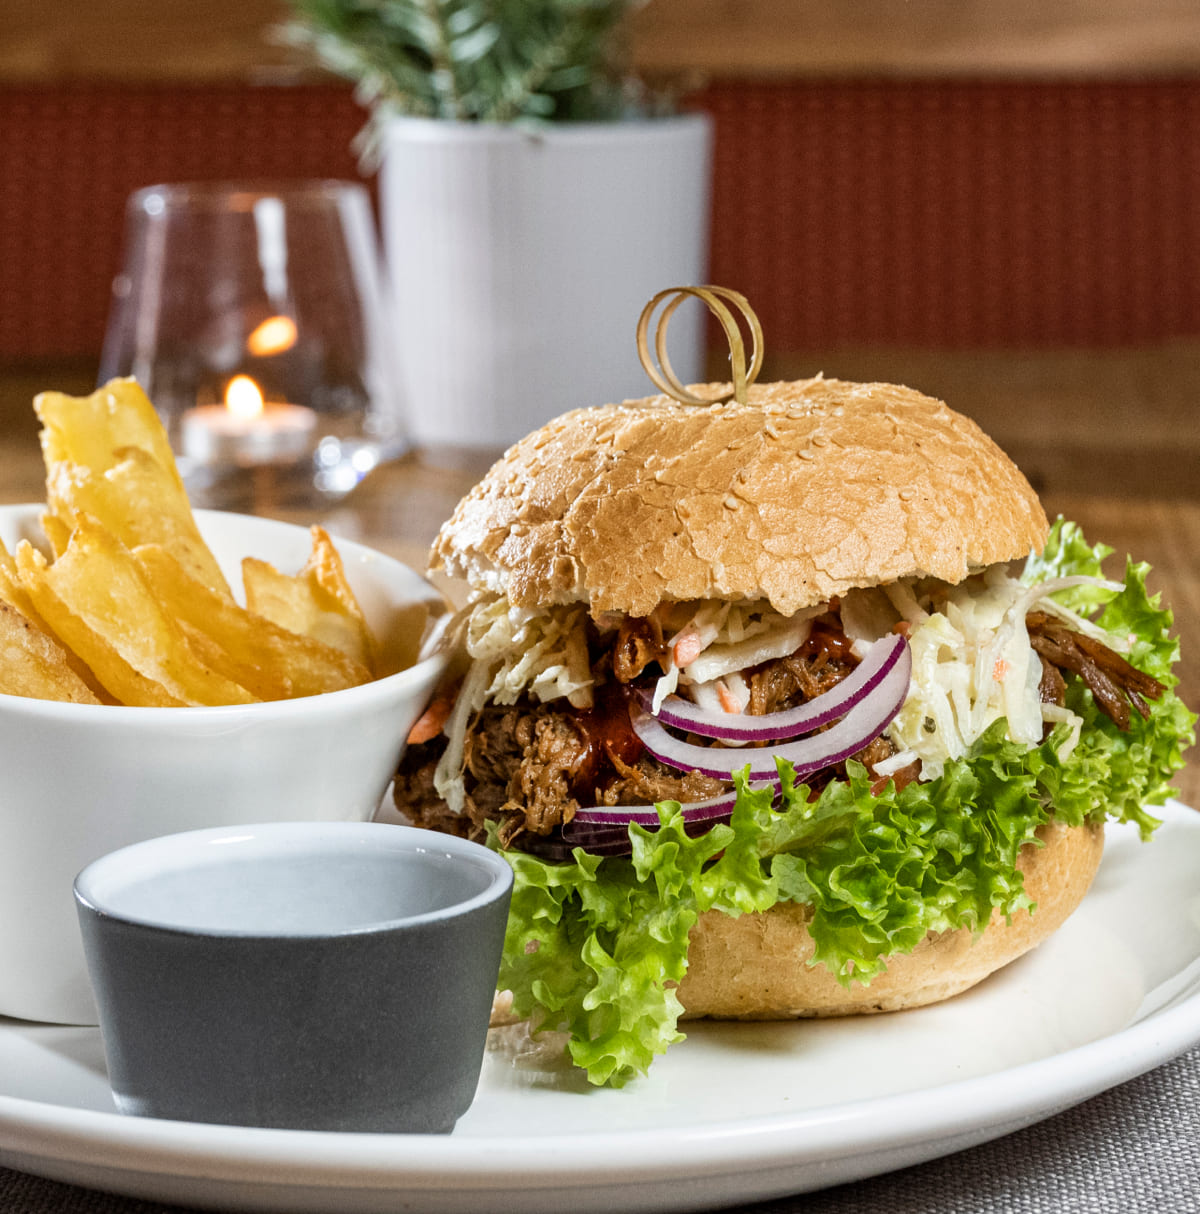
xmin=181 ymin=375 xmax=316 ymax=468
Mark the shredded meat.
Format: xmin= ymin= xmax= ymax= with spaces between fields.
xmin=1037 ymin=654 xmax=1067 ymax=708
xmin=464 ymin=705 xmax=525 ymax=822
xmin=855 ymin=733 xmax=896 ymax=774
xmin=1027 ymin=611 xmax=1164 ymax=730
xmin=496 ymin=709 xmax=589 ymax=845
xmin=601 ymin=751 xmax=727 ymax=806
xmin=392 ymin=741 xmax=472 ymax=838
xmin=747 ymin=622 xmax=857 ymax=714
xmin=612 ymin=614 xmax=668 ymax=683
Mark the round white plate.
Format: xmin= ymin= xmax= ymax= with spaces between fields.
xmin=1 ymin=802 xmax=1199 ymax=1214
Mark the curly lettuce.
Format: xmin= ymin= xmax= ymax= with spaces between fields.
xmin=494 ymin=520 xmax=1196 ymax=1087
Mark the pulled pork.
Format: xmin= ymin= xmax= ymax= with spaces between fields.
xmin=747 ymin=621 xmax=859 ymax=714
xmin=1027 ymin=611 xmax=1164 ymax=729
xmin=396 ymin=691 xmax=724 ymax=848
xmin=601 ymin=752 xmax=726 ymax=808
xmin=612 ymin=614 xmax=669 ymax=684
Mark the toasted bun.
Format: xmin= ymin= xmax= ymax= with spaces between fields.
xmin=432 ymin=377 xmax=1049 ymax=617
xmin=676 ymin=820 xmax=1104 ymax=1019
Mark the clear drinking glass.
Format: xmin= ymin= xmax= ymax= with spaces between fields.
xmin=99 ymin=180 xmax=407 ymax=512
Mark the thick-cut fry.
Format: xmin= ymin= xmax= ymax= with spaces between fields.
xmin=35 ymin=378 xmax=183 ymax=491
xmin=174 ymin=619 xmax=294 ymax=703
xmin=1 ymin=534 xmax=111 ymax=701
xmin=0 ymin=600 xmax=101 ymax=704
xmin=45 ymin=450 xmax=231 ymax=598
xmin=14 ymin=518 xmax=258 ymax=708
xmin=242 ymin=525 xmax=375 ymax=672
xmin=39 ymin=511 xmax=72 ymax=558
xmin=0 ymin=536 xmax=31 ymax=615
xmin=136 ymin=543 xmax=373 ymax=699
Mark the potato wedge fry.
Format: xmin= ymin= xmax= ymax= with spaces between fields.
xmin=174 ymin=619 xmax=294 ymax=703
xmin=136 ymin=543 xmax=373 ymax=699
xmin=35 ymin=378 xmax=183 ymax=491
xmin=45 ymin=450 xmax=231 ymax=598
xmin=0 ymin=535 xmax=30 ymax=614
xmin=1 ymin=533 xmax=112 ymax=701
xmin=15 ymin=518 xmax=257 ymax=708
xmin=39 ymin=510 xmax=72 ymax=558
xmin=0 ymin=600 xmax=101 ymax=704
xmin=242 ymin=526 xmax=375 ymax=672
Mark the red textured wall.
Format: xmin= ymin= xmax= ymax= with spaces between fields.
xmin=703 ymin=78 xmax=1200 ymax=350
xmin=0 ymin=84 xmax=364 ymax=361
xmin=1 ymin=78 xmax=1199 ymax=361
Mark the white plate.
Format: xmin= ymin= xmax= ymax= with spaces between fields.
xmin=2 ymin=802 xmax=1199 ymax=1214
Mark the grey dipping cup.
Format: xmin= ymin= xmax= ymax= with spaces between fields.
xmin=74 ymin=822 xmax=513 ymax=1133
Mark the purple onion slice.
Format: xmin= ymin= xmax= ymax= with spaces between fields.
xmin=517 ymin=833 xmax=635 ymax=862
xmin=570 ymin=791 xmax=739 ymax=829
xmin=639 ymin=632 xmax=909 ymax=743
xmin=630 ymin=636 xmax=912 ymax=784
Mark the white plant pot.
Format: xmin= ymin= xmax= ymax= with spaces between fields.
xmin=379 ymin=113 xmax=713 ymax=448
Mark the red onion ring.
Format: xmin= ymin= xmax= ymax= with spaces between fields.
xmin=630 ymin=636 xmax=912 ymax=783
xmin=639 ymin=633 xmax=909 ymax=742
xmin=569 ymin=791 xmax=739 ymax=829
xmin=516 ymin=833 xmax=636 ymax=862
xmin=540 ymin=788 xmax=774 ymax=860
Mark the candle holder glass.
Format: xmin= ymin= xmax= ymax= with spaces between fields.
xmin=99 ymin=180 xmax=408 ymax=512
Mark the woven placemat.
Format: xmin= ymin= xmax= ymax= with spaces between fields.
xmin=2 ymin=1045 xmax=1197 ymax=1214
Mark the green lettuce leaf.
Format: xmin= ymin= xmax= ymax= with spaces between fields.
xmin=494 ymin=519 xmax=1195 ymax=1087
xmin=1023 ymin=516 xmax=1112 ymax=577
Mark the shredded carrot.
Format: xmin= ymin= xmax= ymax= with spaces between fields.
xmin=673 ymin=628 xmax=705 ymax=668
xmin=993 ymin=657 xmax=1010 ymax=682
xmin=407 ymin=688 xmax=456 ymax=745
xmin=892 ymin=620 xmax=912 ymax=637
xmin=716 ymin=679 xmax=741 ymax=714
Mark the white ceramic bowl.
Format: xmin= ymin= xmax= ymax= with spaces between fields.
xmin=0 ymin=504 xmax=448 ymax=1025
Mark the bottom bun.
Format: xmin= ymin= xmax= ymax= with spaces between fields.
xmin=677 ymin=819 xmax=1105 ymax=1020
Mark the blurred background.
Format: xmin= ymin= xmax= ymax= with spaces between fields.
xmin=2 ymin=0 xmax=1199 ymax=495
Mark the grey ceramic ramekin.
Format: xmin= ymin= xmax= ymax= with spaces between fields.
xmin=74 ymin=821 xmax=512 ymax=1133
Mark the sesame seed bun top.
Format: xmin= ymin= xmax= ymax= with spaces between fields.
xmin=431 ymin=376 xmax=1049 ymax=618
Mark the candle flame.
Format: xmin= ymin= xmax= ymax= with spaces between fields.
xmin=246 ymin=315 xmax=298 ymax=357
xmin=224 ymin=375 xmax=265 ymax=419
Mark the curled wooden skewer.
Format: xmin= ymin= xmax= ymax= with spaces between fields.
xmin=636 ymin=286 xmax=764 ymax=406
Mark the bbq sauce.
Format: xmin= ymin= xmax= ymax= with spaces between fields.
xmin=570 ymin=682 xmax=643 ymax=800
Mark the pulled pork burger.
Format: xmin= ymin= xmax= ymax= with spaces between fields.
xmin=395 ymin=375 xmax=1194 ymax=1087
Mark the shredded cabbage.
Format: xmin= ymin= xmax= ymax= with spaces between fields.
xmin=886 ymin=568 xmax=1122 ymax=781
xmin=465 ymin=593 xmax=593 ymax=709
xmin=652 ymin=600 xmax=822 ymax=706
xmin=432 ymin=593 xmax=593 ymax=813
